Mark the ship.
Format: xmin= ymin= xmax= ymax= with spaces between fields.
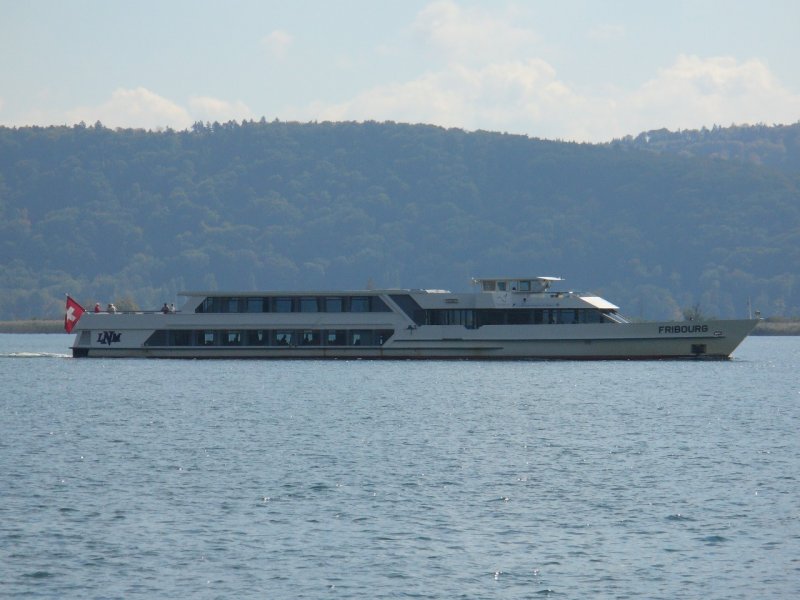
xmin=67 ymin=276 xmax=757 ymax=359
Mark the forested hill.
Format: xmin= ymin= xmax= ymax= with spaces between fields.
xmin=1 ymin=120 xmax=798 ymax=321
xmin=611 ymin=122 xmax=800 ymax=174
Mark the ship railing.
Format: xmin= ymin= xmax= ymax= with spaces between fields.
xmin=603 ymin=312 xmax=630 ymax=324
xmin=94 ymin=310 xmax=181 ymax=315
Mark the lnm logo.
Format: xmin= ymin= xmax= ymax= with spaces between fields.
xmin=96 ymin=330 xmax=121 ymax=345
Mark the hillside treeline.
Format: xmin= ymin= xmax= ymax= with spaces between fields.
xmin=1 ymin=120 xmax=798 ymax=321
xmin=612 ymin=122 xmax=800 ymax=173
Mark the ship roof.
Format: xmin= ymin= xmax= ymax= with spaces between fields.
xmin=580 ymin=295 xmax=619 ymax=310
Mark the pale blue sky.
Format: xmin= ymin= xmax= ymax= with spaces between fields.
xmin=1 ymin=0 xmax=798 ymax=141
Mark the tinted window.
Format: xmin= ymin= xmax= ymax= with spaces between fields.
xmin=350 ymin=297 xmax=369 ymax=312
xmin=247 ymin=297 xmax=265 ymax=313
xmin=325 ymin=330 xmax=347 ymax=345
xmin=301 ymin=330 xmax=321 ymax=345
xmin=325 ymin=297 xmax=343 ymax=312
xmin=300 ymin=297 xmax=319 ymax=312
xmin=274 ymin=330 xmax=293 ymax=345
xmin=274 ymin=297 xmax=293 ymax=312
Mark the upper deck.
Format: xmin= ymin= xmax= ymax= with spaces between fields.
xmin=472 ymin=276 xmax=562 ymax=293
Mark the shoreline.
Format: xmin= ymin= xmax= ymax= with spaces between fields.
xmin=0 ymin=320 xmax=64 ymax=334
xmin=2 ymin=319 xmax=798 ymax=335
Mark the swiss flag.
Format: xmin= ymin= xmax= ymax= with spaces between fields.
xmin=64 ymin=296 xmax=85 ymax=333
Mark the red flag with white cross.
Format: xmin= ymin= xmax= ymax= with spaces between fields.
xmin=64 ymin=296 xmax=85 ymax=333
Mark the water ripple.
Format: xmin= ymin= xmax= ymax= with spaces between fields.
xmin=1 ymin=335 xmax=799 ymax=598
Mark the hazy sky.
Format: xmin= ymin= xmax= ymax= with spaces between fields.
xmin=2 ymin=0 xmax=798 ymax=141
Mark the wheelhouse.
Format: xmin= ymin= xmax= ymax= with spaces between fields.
xmin=473 ymin=276 xmax=562 ymax=293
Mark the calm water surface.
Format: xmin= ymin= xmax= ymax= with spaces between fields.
xmin=1 ymin=334 xmax=798 ymax=599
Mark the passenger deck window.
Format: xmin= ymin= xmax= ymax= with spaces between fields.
xmin=225 ymin=331 xmax=242 ymax=345
xmin=198 ymin=298 xmax=213 ymax=313
xmin=274 ymin=297 xmax=293 ymax=312
xmin=326 ymin=330 xmax=346 ymax=345
xmin=247 ymin=297 xmax=265 ymax=313
xmin=247 ymin=330 xmax=268 ymax=345
xmin=300 ymin=297 xmax=319 ymax=312
xmin=170 ymin=331 xmax=192 ymax=346
xmin=350 ymin=330 xmax=373 ymax=345
xmin=325 ymin=297 xmax=343 ymax=312
xmin=560 ymin=310 xmax=576 ymax=324
xmin=370 ymin=296 xmax=392 ymax=312
xmin=350 ymin=297 xmax=369 ymax=312
xmin=225 ymin=298 xmax=242 ymax=313
xmin=376 ymin=330 xmax=393 ymax=345
xmin=274 ymin=331 xmax=293 ymax=345
xmin=301 ymin=330 xmax=321 ymax=345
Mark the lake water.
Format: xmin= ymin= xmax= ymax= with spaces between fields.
xmin=1 ymin=334 xmax=798 ymax=599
